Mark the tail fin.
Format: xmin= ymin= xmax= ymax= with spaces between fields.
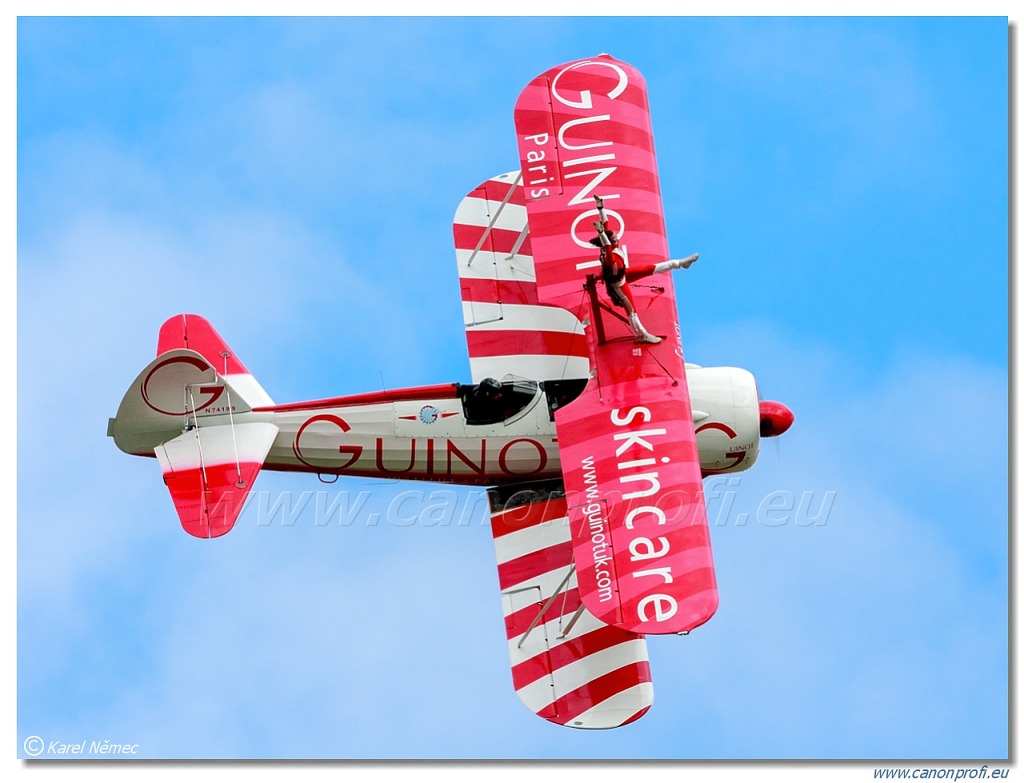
xmin=109 ymin=315 xmax=278 ymax=539
xmin=156 ymin=314 xmax=274 ymax=408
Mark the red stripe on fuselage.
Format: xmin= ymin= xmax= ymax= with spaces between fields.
xmin=252 ymin=383 xmax=460 ymax=413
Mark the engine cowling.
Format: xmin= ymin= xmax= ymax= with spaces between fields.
xmin=688 ymin=366 xmax=762 ymax=475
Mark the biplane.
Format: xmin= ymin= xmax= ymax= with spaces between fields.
xmin=109 ymin=54 xmax=793 ymax=730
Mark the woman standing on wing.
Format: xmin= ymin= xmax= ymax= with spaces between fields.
xmin=590 ymin=196 xmax=698 ymax=345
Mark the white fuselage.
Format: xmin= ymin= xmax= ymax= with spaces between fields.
xmin=229 ymin=365 xmax=763 ymax=485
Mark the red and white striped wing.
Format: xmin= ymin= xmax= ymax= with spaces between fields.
xmin=512 ymin=55 xmax=718 ymax=635
xmin=454 ymin=173 xmax=590 ymax=384
xmin=513 ymin=57 xmax=671 ymax=310
xmin=489 ymin=484 xmax=653 ymax=729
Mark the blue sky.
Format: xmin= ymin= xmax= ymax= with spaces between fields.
xmin=15 ymin=16 xmax=1009 ymax=765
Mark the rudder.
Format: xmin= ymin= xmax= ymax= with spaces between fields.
xmin=156 ymin=314 xmax=274 ymax=408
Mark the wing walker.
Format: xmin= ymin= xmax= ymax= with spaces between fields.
xmin=589 ymin=194 xmax=697 ymax=345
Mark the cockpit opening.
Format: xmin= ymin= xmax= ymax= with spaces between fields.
xmin=459 ymin=378 xmax=540 ymax=426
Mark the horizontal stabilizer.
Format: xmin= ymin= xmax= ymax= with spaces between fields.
xmin=155 ymin=421 xmax=279 ymax=538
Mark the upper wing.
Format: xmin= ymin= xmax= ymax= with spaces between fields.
xmin=488 ymin=481 xmax=653 ymax=728
xmin=513 ymin=55 xmax=672 ymax=309
xmin=453 ymin=172 xmax=590 ymax=384
xmin=512 ymin=55 xmax=717 ymax=635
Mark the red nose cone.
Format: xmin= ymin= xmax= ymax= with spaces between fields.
xmin=759 ymin=400 xmax=794 ymax=437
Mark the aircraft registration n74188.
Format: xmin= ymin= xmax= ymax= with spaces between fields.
xmin=110 ymin=54 xmax=793 ymax=730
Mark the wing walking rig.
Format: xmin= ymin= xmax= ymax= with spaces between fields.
xmin=109 ymin=55 xmax=794 ymax=730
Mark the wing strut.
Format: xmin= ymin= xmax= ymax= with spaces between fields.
xmin=506 ymin=222 xmax=529 ymax=260
xmin=517 ymin=564 xmax=576 ymax=649
xmin=558 ymin=602 xmax=588 ymax=640
xmin=466 ymin=171 xmax=523 ymax=267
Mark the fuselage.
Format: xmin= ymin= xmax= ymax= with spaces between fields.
xmin=258 ymin=382 xmax=557 ymax=485
xmin=177 ymin=365 xmax=769 ymax=486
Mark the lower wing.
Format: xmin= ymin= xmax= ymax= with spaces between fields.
xmin=488 ymin=481 xmax=653 ymax=728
